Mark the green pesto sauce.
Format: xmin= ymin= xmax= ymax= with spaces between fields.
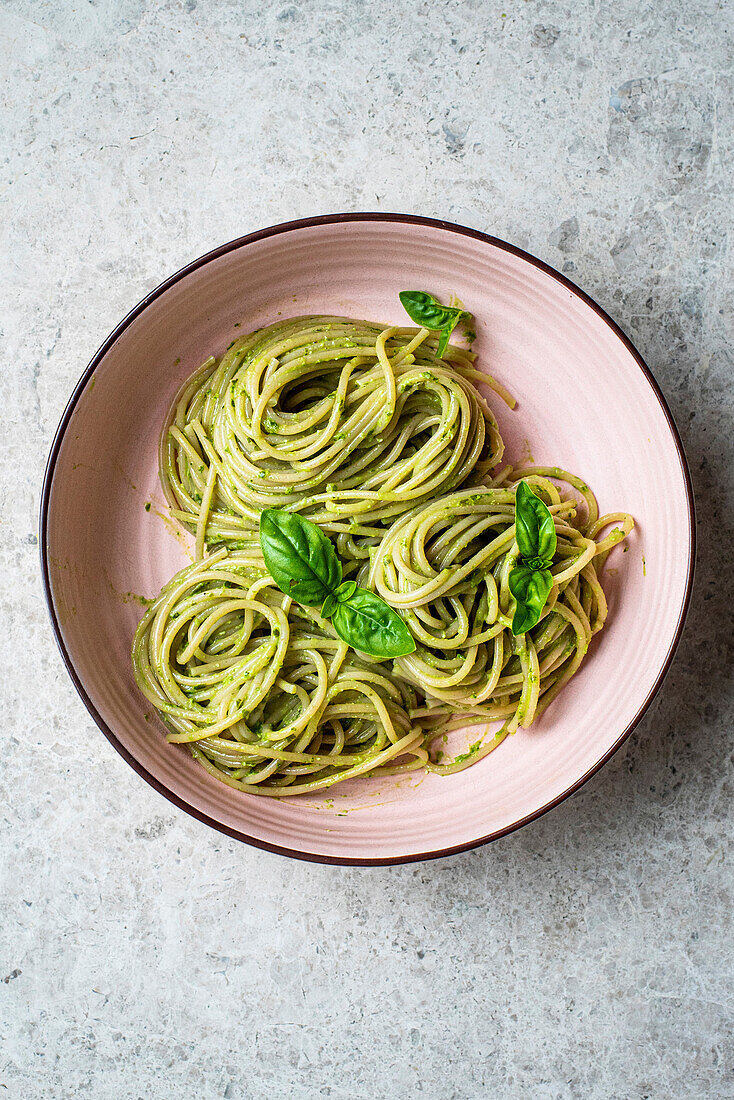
xmin=122 ymin=591 xmax=154 ymax=607
xmin=454 ymin=739 xmax=483 ymax=764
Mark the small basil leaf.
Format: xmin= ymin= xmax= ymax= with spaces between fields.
xmin=399 ymin=290 xmax=458 ymax=329
xmin=436 ymin=311 xmax=463 ymax=358
xmin=336 ymin=579 xmax=357 ymax=602
xmin=331 ymin=588 xmax=416 ymax=659
xmin=399 ymin=290 xmax=469 ymax=358
xmin=514 ymin=481 xmax=557 ymax=563
xmin=509 ymin=564 xmax=554 ymax=635
xmin=259 ymin=509 xmax=341 ymax=606
xmin=321 ymin=593 xmax=338 ymax=620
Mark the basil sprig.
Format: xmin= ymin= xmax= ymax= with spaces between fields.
xmin=398 ymin=290 xmax=471 ymax=357
xmin=259 ymin=510 xmax=415 ymax=659
xmin=509 ymin=481 xmax=557 ymax=635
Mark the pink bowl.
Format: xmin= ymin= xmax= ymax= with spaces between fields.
xmin=41 ymin=214 xmax=694 ymax=864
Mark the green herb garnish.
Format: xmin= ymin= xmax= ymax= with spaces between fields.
xmin=509 ymin=481 xmax=557 ymax=635
xmin=398 ymin=291 xmax=471 ymax=357
xmin=259 ymin=510 xmax=415 ymax=659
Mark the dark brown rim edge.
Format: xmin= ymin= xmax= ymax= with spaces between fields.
xmin=39 ymin=212 xmax=696 ymax=867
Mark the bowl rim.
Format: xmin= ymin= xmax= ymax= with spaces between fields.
xmin=39 ymin=211 xmax=696 ymax=866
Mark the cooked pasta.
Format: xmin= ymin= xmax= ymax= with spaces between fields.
xmin=132 ymin=550 xmax=428 ymax=796
xmin=133 ymin=312 xmax=633 ymax=795
xmin=369 ymin=467 xmax=634 ymax=773
xmin=159 ymin=316 xmax=507 ymax=551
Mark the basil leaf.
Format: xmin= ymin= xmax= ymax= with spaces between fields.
xmin=331 ymin=587 xmax=416 ymax=659
xmin=259 ymin=509 xmax=341 ymax=606
xmin=321 ymin=593 xmax=338 ymax=619
xmin=514 ymin=481 xmax=557 ymax=563
xmin=259 ymin=513 xmax=414 ymax=658
xmin=398 ymin=291 xmax=458 ymax=329
xmin=436 ymin=311 xmax=463 ymax=358
xmin=399 ymin=290 xmax=469 ymax=358
xmin=336 ymin=579 xmax=357 ymax=602
xmin=509 ymin=564 xmax=554 ymax=635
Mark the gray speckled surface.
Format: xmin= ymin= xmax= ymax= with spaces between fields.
xmin=1 ymin=1 xmax=732 ymax=1097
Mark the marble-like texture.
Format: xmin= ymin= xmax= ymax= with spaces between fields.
xmin=1 ymin=0 xmax=732 ymax=1096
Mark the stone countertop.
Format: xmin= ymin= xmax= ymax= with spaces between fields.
xmin=1 ymin=2 xmax=732 ymax=1097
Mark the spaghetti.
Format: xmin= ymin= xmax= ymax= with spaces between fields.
xmin=159 ymin=316 xmax=507 ymax=551
xmin=133 ymin=314 xmax=633 ymax=795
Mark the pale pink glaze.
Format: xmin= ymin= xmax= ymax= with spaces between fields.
xmin=42 ymin=215 xmax=694 ymax=863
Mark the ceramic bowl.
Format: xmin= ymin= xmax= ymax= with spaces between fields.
xmin=41 ymin=213 xmax=694 ymax=864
